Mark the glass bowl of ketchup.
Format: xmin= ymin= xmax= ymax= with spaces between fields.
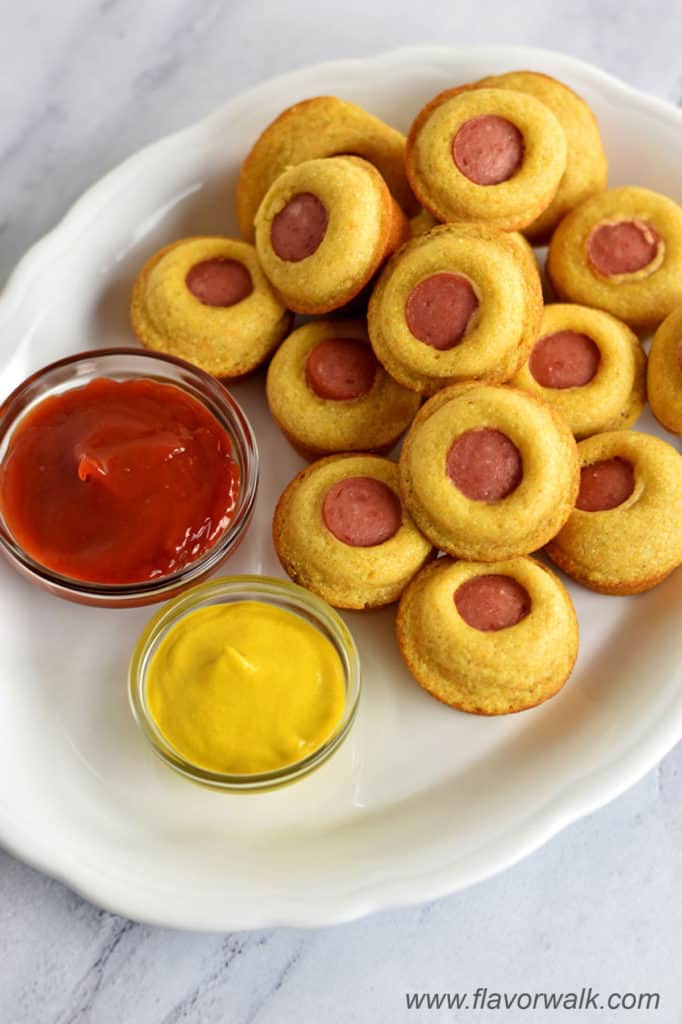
xmin=0 ymin=348 xmax=258 ymax=607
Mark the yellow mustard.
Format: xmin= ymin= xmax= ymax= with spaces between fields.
xmin=146 ymin=601 xmax=345 ymax=774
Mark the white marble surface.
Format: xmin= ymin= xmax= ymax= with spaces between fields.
xmin=1 ymin=2 xmax=681 ymax=1021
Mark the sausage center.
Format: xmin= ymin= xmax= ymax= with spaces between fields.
xmin=270 ymin=193 xmax=328 ymax=262
xmin=185 ymin=258 xmax=253 ymax=306
xmin=454 ymin=575 xmax=531 ymax=631
xmin=306 ymin=338 xmax=377 ymax=401
xmin=446 ymin=427 xmax=522 ymax=502
xmin=576 ymin=458 xmax=635 ymax=511
xmin=452 ymin=115 xmax=524 ymax=186
xmin=587 ymin=220 xmax=660 ymax=277
xmin=405 ymin=273 xmax=479 ymax=350
xmin=529 ymin=331 xmax=601 ymax=389
xmin=322 ymin=477 xmax=402 ymax=547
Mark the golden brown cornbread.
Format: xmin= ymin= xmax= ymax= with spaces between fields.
xmin=254 ymin=156 xmax=407 ymax=315
xmin=546 ymin=431 xmax=682 ymax=594
xmin=647 ymin=304 xmax=682 ymax=434
xmin=547 ymin=187 xmax=682 ymax=331
xmin=272 ymin=454 xmax=433 ymax=609
xmin=511 ymin=303 xmax=646 ymax=438
xmin=130 ymin=237 xmax=292 ymax=378
xmin=405 ymin=86 xmax=567 ymax=230
xmin=397 ymin=556 xmax=579 ymax=715
xmin=367 ymin=223 xmax=543 ymax=394
xmin=399 ymin=383 xmax=579 ymax=561
xmin=477 ymin=70 xmax=607 ymax=243
xmin=236 ymin=95 xmax=417 ymax=240
xmin=266 ymin=319 xmax=420 ymax=459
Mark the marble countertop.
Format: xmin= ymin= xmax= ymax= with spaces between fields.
xmin=1 ymin=2 xmax=681 ymax=1021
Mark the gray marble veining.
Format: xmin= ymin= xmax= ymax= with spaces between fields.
xmin=1 ymin=2 xmax=681 ymax=1021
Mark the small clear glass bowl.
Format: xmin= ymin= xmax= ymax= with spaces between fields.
xmin=0 ymin=348 xmax=258 ymax=607
xmin=129 ymin=575 xmax=361 ymax=792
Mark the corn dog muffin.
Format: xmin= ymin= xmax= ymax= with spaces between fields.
xmin=236 ymin=95 xmax=417 ymax=239
xmin=273 ymin=454 xmax=433 ymax=609
xmin=130 ymin=237 xmax=292 ymax=378
xmin=266 ymin=319 xmax=420 ymax=459
xmin=511 ymin=303 xmax=646 ymax=438
xmin=406 ymin=86 xmax=567 ymax=231
xmin=546 ymin=431 xmax=682 ymax=594
xmin=254 ymin=156 xmax=408 ymax=315
xmin=399 ymin=382 xmax=579 ymax=561
xmin=647 ymin=304 xmax=682 ymax=434
xmin=397 ymin=556 xmax=579 ymax=715
xmin=368 ymin=223 xmax=543 ymax=394
xmin=547 ymin=187 xmax=682 ymax=332
xmin=476 ymin=70 xmax=607 ymax=243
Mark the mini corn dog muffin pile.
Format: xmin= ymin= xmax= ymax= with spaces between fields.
xmin=129 ymin=71 xmax=682 ymax=717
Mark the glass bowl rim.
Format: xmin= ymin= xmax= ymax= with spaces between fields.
xmin=0 ymin=347 xmax=259 ymax=600
xmin=128 ymin=574 xmax=362 ymax=791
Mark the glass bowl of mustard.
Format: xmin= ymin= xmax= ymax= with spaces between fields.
xmin=129 ymin=575 xmax=361 ymax=791
xmin=0 ymin=348 xmax=258 ymax=607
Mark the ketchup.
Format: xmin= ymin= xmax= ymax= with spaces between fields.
xmin=0 ymin=378 xmax=240 ymax=584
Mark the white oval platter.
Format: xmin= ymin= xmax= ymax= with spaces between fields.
xmin=0 ymin=46 xmax=680 ymax=930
